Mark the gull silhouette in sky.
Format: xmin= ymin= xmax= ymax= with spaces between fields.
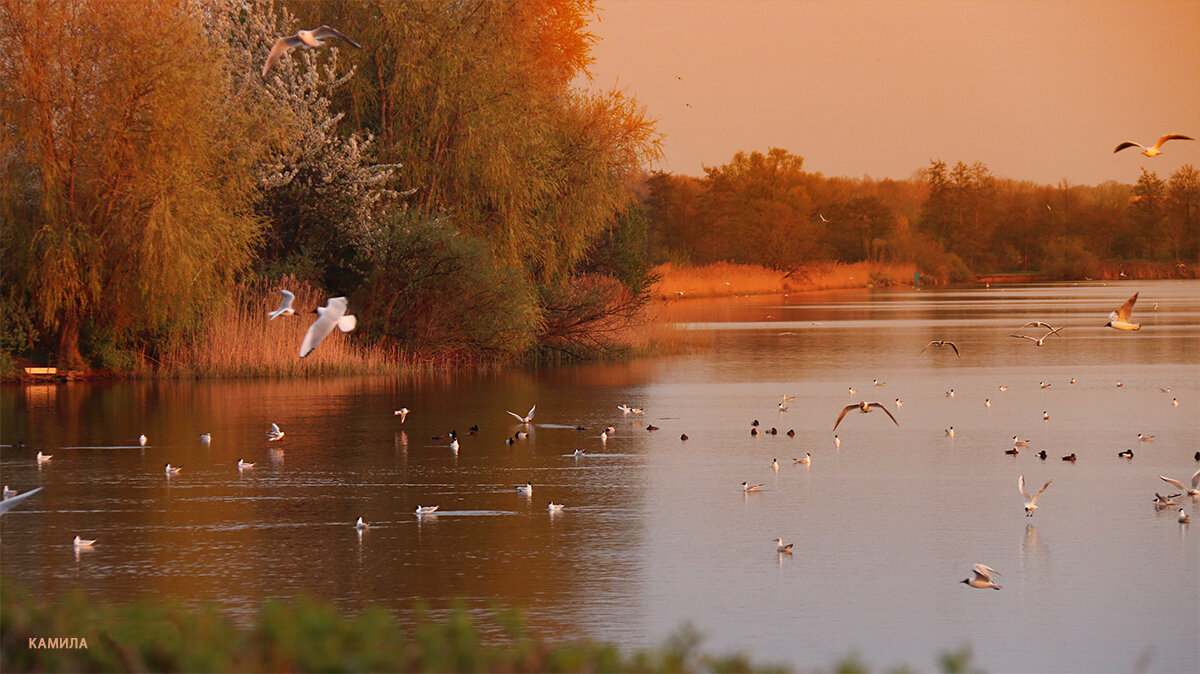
xmin=1105 ymin=292 xmax=1141 ymax=331
xmin=269 ymin=290 xmax=295 ymax=319
xmin=832 ymin=401 xmax=899 ymax=431
xmin=1113 ymin=134 xmax=1193 ymax=157
xmin=300 ymin=297 xmax=357 ymax=357
xmin=262 ymin=26 xmax=362 ymax=77
xmin=507 ymin=405 xmax=536 ymax=424
xmin=961 ymin=564 xmax=1002 ymax=590
xmin=1020 ymin=475 xmax=1052 ymax=516
xmin=919 ymin=340 xmax=959 ymax=357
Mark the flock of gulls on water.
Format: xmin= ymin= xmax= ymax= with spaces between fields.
xmin=2 ymin=24 xmax=1196 ymax=591
xmin=4 ymin=288 xmax=1193 ymax=587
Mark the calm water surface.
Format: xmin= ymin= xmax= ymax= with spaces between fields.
xmin=3 ymin=280 xmax=1198 ymax=672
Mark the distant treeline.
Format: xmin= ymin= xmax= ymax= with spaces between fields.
xmin=0 ymin=0 xmax=660 ymax=372
xmin=641 ymin=148 xmax=1199 ymax=282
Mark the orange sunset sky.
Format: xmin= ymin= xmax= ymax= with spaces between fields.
xmin=579 ymin=0 xmax=1200 ymax=186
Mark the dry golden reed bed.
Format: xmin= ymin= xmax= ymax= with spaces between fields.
xmin=650 ymin=261 xmax=919 ymax=300
xmin=161 ymin=276 xmax=420 ymax=378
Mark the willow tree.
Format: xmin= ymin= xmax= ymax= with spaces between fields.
xmin=0 ymin=0 xmax=268 ymax=367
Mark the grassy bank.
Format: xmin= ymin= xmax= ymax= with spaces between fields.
xmin=0 ymin=584 xmax=984 ymax=673
xmin=650 ymin=262 xmax=920 ymax=300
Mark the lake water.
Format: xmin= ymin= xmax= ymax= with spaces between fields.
xmin=2 ymin=280 xmax=1198 ymax=672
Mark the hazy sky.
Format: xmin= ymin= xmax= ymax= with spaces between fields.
xmin=579 ymin=0 xmax=1200 ymax=186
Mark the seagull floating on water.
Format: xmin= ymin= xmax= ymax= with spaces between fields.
xmin=1159 ymin=470 xmax=1200 ymax=496
xmin=2 ymin=485 xmax=15 ymax=500
xmin=36 ymin=451 xmax=52 ymax=464
xmin=300 ymin=296 xmax=357 ymax=357
xmin=1137 ymin=433 xmax=1155 ymax=442
xmin=237 ymin=459 xmax=255 ymax=470
xmin=1179 ymin=508 xmax=1190 ymax=524
xmin=794 ymin=453 xmax=811 ymax=465
xmin=894 ymin=398 xmax=903 ymax=408
xmin=415 ymin=505 xmax=439 ymax=515
xmin=200 ymin=433 xmax=211 ymax=443
xmin=832 ymin=401 xmax=899 ymax=431
xmin=73 ymin=535 xmax=96 ymax=548
xmin=946 ymin=426 xmax=955 ymax=438
xmin=139 ymin=434 xmax=148 ymax=446
xmin=268 ymin=289 xmax=296 ymax=319
xmin=1153 ymin=493 xmax=1181 ymax=507
xmin=617 ymin=404 xmax=633 ymax=414
xmin=984 ymin=398 xmax=991 ymax=408
xmin=774 ymin=538 xmax=794 ymax=553
xmin=548 ymin=502 xmax=565 ymax=512
xmin=1020 ymin=475 xmax=1052 ymax=516
xmin=961 ymin=564 xmax=1002 ymax=590
xmin=1113 ymin=134 xmax=1194 ymax=157
xmin=919 ymin=340 xmax=960 ymax=357
xmin=1105 ymin=292 xmax=1141 ymax=331
xmin=165 ymin=463 xmax=182 ymax=475
xmin=507 ymin=405 xmax=536 ymax=425
xmin=742 ymin=482 xmax=764 ymax=492
xmin=873 ymin=379 xmax=886 ymax=387
xmin=355 ymin=516 xmax=368 ymax=529
xmin=262 ymin=25 xmax=362 ymax=77
xmin=516 ymin=483 xmax=533 ymax=495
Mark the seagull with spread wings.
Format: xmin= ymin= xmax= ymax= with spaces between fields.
xmin=1105 ymin=292 xmax=1141 ymax=331
xmin=1113 ymin=134 xmax=1193 ymax=157
xmin=299 ymin=297 xmax=357 ymax=357
xmin=262 ymin=26 xmax=362 ymax=77
xmin=832 ymin=401 xmax=899 ymax=431
xmin=1020 ymin=475 xmax=1052 ymax=517
xmin=919 ymin=340 xmax=960 ymax=357
xmin=507 ymin=405 xmax=536 ymax=425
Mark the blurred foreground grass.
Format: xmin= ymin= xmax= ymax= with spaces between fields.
xmin=1 ymin=584 xmax=979 ymax=673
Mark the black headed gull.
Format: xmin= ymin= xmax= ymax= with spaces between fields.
xmin=269 ymin=290 xmax=296 ymax=319
xmin=794 ymin=453 xmax=811 ymax=465
xmin=1153 ymin=492 xmax=1181 ymax=507
xmin=774 ymin=538 xmax=794 ymax=553
xmin=165 ymin=463 xmax=182 ymax=475
xmin=139 ymin=434 xmax=148 ymax=446
xmin=262 ymin=26 xmax=362 ymax=77
xmin=961 ymin=563 xmax=1002 ymax=590
xmin=73 ymin=535 xmax=96 ymax=548
xmin=1105 ymin=292 xmax=1141 ymax=331
xmin=415 ymin=505 xmax=439 ymax=515
xmin=1113 ymin=134 xmax=1194 ymax=157
xmin=919 ymin=340 xmax=959 ymax=357
xmin=832 ymin=401 xmax=900 ymax=431
xmin=742 ymin=481 xmax=764 ymax=492
xmin=237 ymin=459 xmax=255 ymax=470
xmin=507 ymin=405 xmax=536 ymax=425
xmin=1020 ymin=475 xmax=1052 ymax=516
xmin=394 ymin=407 xmax=409 ymax=422
xmin=1179 ymin=508 xmax=1190 ymax=524
xmin=267 ymin=423 xmax=285 ymax=441
xmin=355 ymin=516 xmax=369 ymax=529
xmin=547 ymin=502 xmax=565 ymax=512
xmin=1159 ymin=470 xmax=1200 ymax=496
xmin=300 ymin=297 xmax=357 ymax=358
xmin=0 ymin=487 xmax=43 ymax=515
xmin=516 ymin=483 xmax=533 ymax=495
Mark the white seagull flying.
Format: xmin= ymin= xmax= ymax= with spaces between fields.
xmin=1113 ymin=134 xmax=1194 ymax=157
xmin=507 ymin=405 xmax=536 ymax=424
xmin=269 ymin=290 xmax=296 ymax=319
xmin=300 ymin=296 xmax=357 ymax=357
xmin=961 ymin=564 xmax=1002 ymax=590
xmin=1105 ymin=292 xmax=1141 ymax=331
xmin=262 ymin=26 xmax=363 ymax=77
xmin=1019 ymin=475 xmax=1052 ymax=517
xmin=832 ymin=401 xmax=900 ymax=431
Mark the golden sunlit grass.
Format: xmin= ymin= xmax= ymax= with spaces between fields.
xmin=650 ymin=261 xmax=919 ymax=299
xmin=161 ymin=276 xmax=419 ymax=378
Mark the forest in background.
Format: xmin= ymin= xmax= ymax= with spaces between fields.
xmin=1 ymin=0 xmax=659 ymax=372
xmin=2 ymin=1 xmax=1197 ymax=375
xmin=641 ymin=148 xmax=1199 ymax=282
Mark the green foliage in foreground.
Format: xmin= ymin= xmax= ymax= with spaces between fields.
xmin=0 ymin=585 xmax=982 ymax=673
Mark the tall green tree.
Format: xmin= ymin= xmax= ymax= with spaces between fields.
xmin=0 ymin=0 xmax=267 ymax=367
xmin=1166 ymin=165 xmax=1199 ymax=264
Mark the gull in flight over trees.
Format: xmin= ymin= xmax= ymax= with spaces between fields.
xmin=0 ymin=487 xmax=43 ymax=515
xmin=961 ymin=564 xmax=1002 ymax=590
xmin=507 ymin=405 xmax=536 ymax=425
xmin=1159 ymin=470 xmax=1200 ymax=496
xmin=262 ymin=26 xmax=363 ymax=77
xmin=919 ymin=340 xmax=959 ymax=357
xmin=269 ymin=290 xmax=295 ymax=320
xmin=1113 ymin=134 xmax=1194 ymax=157
xmin=832 ymin=401 xmax=900 ymax=431
xmin=1105 ymin=292 xmax=1141 ymax=331
xmin=1020 ymin=475 xmax=1052 ymax=517
xmin=300 ymin=297 xmax=357 ymax=357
